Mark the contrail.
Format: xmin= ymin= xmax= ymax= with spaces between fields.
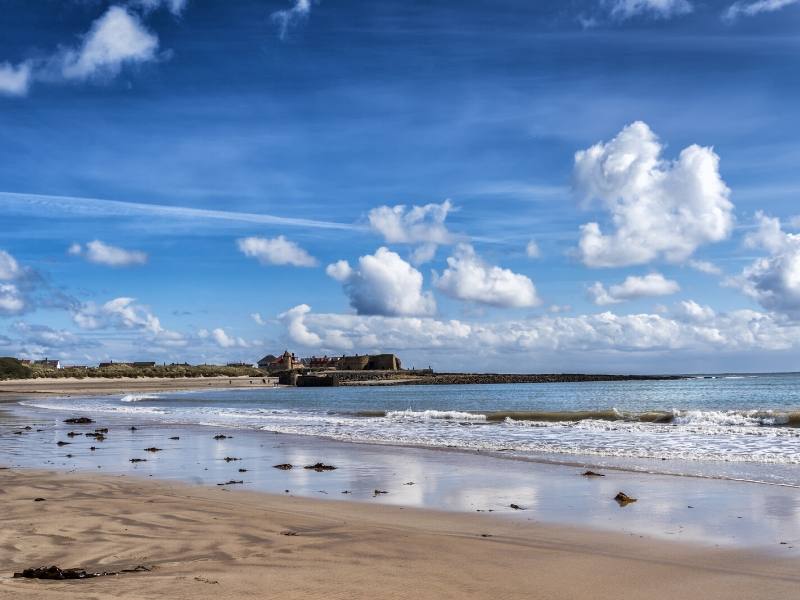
xmin=0 ymin=191 xmax=362 ymax=232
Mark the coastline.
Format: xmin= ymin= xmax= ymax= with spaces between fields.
xmin=2 ymin=467 xmax=799 ymax=600
xmin=4 ymin=390 xmax=800 ymax=552
xmin=0 ymin=376 xmax=278 ymax=401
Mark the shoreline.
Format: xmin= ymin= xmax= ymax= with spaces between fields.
xmin=0 ymin=376 xmax=278 ymax=400
xmin=2 ymin=467 xmax=799 ymax=599
xmin=4 ymin=396 xmax=800 ymax=553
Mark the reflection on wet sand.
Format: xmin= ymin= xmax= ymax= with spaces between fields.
xmin=1 ymin=405 xmax=799 ymax=554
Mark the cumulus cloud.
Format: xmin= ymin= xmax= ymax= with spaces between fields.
xmin=434 ymin=244 xmax=541 ymax=308
xmin=588 ymin=273 xmax=680 ymax=306
xmin=251 ymin=312 xmax=266 ymax=326
xmin=0 ymin=61 xmax=32 ymax=96
xmin=723 ymin=0 xmax=798 ymax=20
xmin=525 ymin=240 xmax=541 ymax=259
xmin=279 ymin=304 xmax=323 ymax=346
xmin=728 ymin=212 xmax=800 ymax=318
xmin=278 ymin=304 xmax=800 ymax=355
xmin=326 ymin=247 xmax=436 ymax=317
xmin=573 ymin=121 xmax=733 ymax=268
xmin=237 ymin=235 xmax=317 ymax=267
xmin=71 ymin=297 xmax=186 ymax=349
xmin=201 ymin=327 xmax=249 ymax=349
xmin=607 ymin=0 xmax=693 ymax=19
xmin=368 ymin=200 xmax=455 ymax=264
xmin=272 ymin=0 xmax=313 ymax=40
xmin=0 ymin=5 xmax=165 ymax=97
xmin=60 ymin=6 xmax=159 ymax=81
xmin=68 ymin=240 xmax=148 ymax=267
xmin=673 ymin=300 xmax=716 ymax=323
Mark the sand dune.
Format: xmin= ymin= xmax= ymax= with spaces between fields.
xmin=1 ymin=469 xmax=797 ymax=600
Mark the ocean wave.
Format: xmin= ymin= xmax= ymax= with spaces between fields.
xmin=385 ymin=409 xmax=487 ymax=421
xmin=119 ymin=393 xmax=161 ymax=403
xmin=671 ymin=409 xmax=800 ymax=428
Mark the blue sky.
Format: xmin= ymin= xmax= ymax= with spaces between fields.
xmin=1 ymin=0 xmax=800 ymax=373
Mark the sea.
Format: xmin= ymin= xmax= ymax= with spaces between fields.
xmin=13 ymin=372 xmax=800 ymax=487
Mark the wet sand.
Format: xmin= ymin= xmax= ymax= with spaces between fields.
xmin=2 ymin=468 xmax=799 ymax=600
xmin=3 ymin=399 xmax=800 ymax=552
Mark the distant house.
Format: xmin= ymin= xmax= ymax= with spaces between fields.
xmin=257 ymin=354 xmax=277 ymax=369
xmin=99 ymin=361 xmax=132 ymax=368
xmin=305 ymin=355 xmax=339 ymax=369
xmin=33 ymin=358 xmax=61 ymax=370
xmin=132 ymin=362 xmax=156 ymax=368
xmin=18 ymin=359 xmax=32 ymax=366
xmin=258 ymin=351 xmax=301 ymax=373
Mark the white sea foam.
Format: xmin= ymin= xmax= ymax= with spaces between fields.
xmin=120 ymin=393 xmax=160 ymax=403
xmin=386 ymin=409 xmax=487 ymax=421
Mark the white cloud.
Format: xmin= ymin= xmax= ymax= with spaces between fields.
xmin=0 ymin=284 xmax=25 ymax=314
xmin=326 ymin=247 xmax=436 ymax=317
xmin=237 ymin=235 xmax=317 ymax=267
xmin=251 ymin=312 xmax=266 ymax=326
xmin=131 ymin=0 xmax=189 ymax=16
xmin=209 ymin=328 xmax=248 ymax=349
xmin=61 ymin=6 xmax=160 ymax=81
xmin=0 ymin=251 xmax=25 ymax=313
xmin=588 ymin=273 xmax=680 ymax=306
xmin=0 ymin=61 xmax=32 ymax=97
xmin=723 ymin=0 xmax=798 ymax=20
xmin=69 ymin=240 xmax=147 ymax=267
xmin=279 ymin=304 xmax=800 ymax=355
xmin=73 ymin=297 xmax=170 ymax=338
xmin=0 ymin=250 xmax=22 ymax=280
xmin=272 ymin=0 xmax=312 ymax=40
xmin=279 ymin=304 xmax=323 ymax=346
xmin=574 ymin=121 xmax=733 ymax=267
xmin=549 ymin=304 xmax=572 ymax=313
xmin=12 ymin=322 xmax=83 ymax=350
xmin=434 ymin=244 xmax=541 ymax=308
xmin=525 ymin=240 xmax=541 ymax=259
xmin=608 ymin=0 xmax=693 ymax=19
xmin=368 ymin=200 xmax=455 ymax=264
xmin=729 ymin=212 xmax=800 ymax=317
xmin=673 ymin=300 xmax=716 ymax=323
xmin=325 ymin=260 xmax=353 ymax=282
xmin=687 ymin=259 xmax=722 ymax=276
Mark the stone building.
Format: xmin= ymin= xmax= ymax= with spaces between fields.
xmin=258 ymin=350 xmax=301 ymax=373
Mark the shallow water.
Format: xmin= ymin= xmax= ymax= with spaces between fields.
xmin=12 ymin=375 xmax=800 ymax=485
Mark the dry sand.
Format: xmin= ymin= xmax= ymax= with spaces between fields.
xmin=1 ymin=468 xmax=797 ymax=600
xmin=0 ymin=376 xmax=276 ymax=400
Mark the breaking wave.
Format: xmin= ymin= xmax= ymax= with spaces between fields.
xmin=120 ymin=394 xmax=161 ymax=403
xmin=352 ymin=408 xmax=800 ymax=427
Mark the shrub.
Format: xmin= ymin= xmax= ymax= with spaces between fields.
xmin=0 ymin=357 xmax=32 ymax=380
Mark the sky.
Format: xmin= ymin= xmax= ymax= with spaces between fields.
xmin=1 ymin=0 xmax=800 ymax=373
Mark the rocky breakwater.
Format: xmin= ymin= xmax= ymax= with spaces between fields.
xmin=366 ymin=373 xmax=683 ymax=385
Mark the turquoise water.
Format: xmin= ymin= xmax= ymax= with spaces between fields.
xmin=14 ymin=374 xmax=800 ymax=485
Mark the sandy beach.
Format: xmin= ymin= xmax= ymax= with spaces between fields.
xmin=3 ymin=381 xmax=800 ymax=599
xmin=0 ymin=377 xmax=277 ymax=400
xmin=2 ymin=468 xmax=798 ymax=600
